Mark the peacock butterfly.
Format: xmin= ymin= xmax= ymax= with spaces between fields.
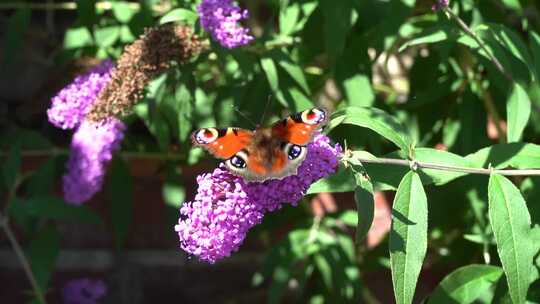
xmin=191 ymin=107 xmax=328 ymax=182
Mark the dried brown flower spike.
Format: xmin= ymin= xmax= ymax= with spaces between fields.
xmin=86 ymin=24 xmax=203 ymax=122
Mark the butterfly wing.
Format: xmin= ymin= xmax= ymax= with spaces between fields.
xmin=191 ymin=108 xmax=328 ymax=183
xmin=230 ymin=107 xmax=328 ymax=182
xmin=191 ymin=127 xmax=253 ymax=159
xmin=271 ymin=107 xmax=328 ymax=145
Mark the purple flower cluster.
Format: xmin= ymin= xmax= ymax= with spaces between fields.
xmin=63 ymin=278 xmax=107 ymax=304
xmin=63 ymin=119 xmax=125 ymax=204
xmin=175 ymin=134 xmax=341 ymax=263
xmin=48 ymin=60 xmax=126 ymax=204
xmin=432 ymin=0 xmax=449 ymax=11
xmin=198 ymin=0 xmax=253 ymax=48
xmin=48 ymin=60 xmax=114 ymax=130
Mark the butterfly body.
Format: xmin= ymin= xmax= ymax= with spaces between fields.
xmin=192 ymin=107 xmax=328 ymax=182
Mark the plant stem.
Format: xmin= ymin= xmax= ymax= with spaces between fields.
xmin=352 ymin=156 xmax=540 ymax=176
xmin=443 ymin=7 xmax=513 ymax=81
xmin=0 ymin=213 xmax=47 ymax=304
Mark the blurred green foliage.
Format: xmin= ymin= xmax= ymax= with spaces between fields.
xmin=2 ymin=0 xmax=540 ymax=303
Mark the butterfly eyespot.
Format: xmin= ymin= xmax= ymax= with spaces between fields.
xmin=230 ymin=155 xmax=247 ymax=168
xmin=301 ymin=108 xmax=326 ymax=125
xmin=194 ymin=128 xmax=218 ymax=144
xmin=288 ymin=144 xmax=303 ymax=160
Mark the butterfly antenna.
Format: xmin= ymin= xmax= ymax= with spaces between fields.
xmin=233 ymin=106 xmax=258 ymax=128
xmin=259 ymin=94 xmax=273 ymax=127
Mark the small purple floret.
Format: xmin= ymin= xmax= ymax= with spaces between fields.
xmin=62 ymin=278 xmax=107 ymax=304
xmin=175 ymin=134 xmax=341 ymax=263
xmin=63 ymin=119 xmax=125 ymax=204
xmin=198 ymin=0 xmax=254 ymax=48
xmin=432 ymin=0 xmax=449 ymax=11
xmin=47 ymin=60 xmax=114 ymax=130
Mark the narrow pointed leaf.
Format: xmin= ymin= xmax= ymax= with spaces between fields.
xmin=351 ymin=167 xmax=374 ymax=242
xmin=488 ymin=174 xmax=534 ymax=304
xmin=506 ymin=83 xmax=531 ymax=142
xmin=261 ymin=57 xmax=279 ymax=92
xmin=390 ymin=171 xmax=428 ymax=304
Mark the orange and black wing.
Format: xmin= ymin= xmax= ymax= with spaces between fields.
xmin=191 ymin=127 xmax=253 ymax=159
xmin=271 ymin=107 xmax=328 ymax=145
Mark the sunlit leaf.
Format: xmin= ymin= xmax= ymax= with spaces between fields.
xmin=390 ymin=171 xmax=428 ymax=304
xmin=488 ymin=174 xmax=534 ymax=304
xmin=329 ymin=106 xmax=412 ymax=155
xmin=466 ymin=143 xmax=540 ymax=169
xmin=261 ymin=56 xmax=280 ymax=92
xmin=506 ymin=83 xmax=531 ymax=142
xmin=428 ymin=264 xmax=503 ymax=304
xmin=112 ymin=1 xmax=136 ymax=23
xmin=160 ymin=8 xmax=198 ymax=25
xmin=94 ymin=25 xmax=121 ymax=48
xmin=64 ymin=27 xmax=93 ymax=49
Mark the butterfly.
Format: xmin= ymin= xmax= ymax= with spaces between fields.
xmin=191 ymin=107 xmax=329 ymax=182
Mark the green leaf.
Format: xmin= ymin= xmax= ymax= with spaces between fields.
xmin=352 ymin=170 xmax=374 ymax=242
xmin=399 ymin=25 xmax=458 ymax=52
xmin=107 ymin=157 xmax=133 ymax=249
xmin=466 ymin=143 xmax=540 ymax=169
xmin=415 ymin=148 xmax=476 ymax=185
xmin=320 ymin=0 xmax=356 ymax=60
xmin=343 ymin=73 xmax=374 ymax=107
xmin=428 ymin=264 xmax=504 ymax=304
xmin=8 ymin=196 xmax=102 ymax=225
xmin=328 ymin=106 xmax=412 ymax=155
xmin=335 ymin=40 xmax=374 ymax=107
xmin=112 ymin=1 xmax=136 ymax=23
xmin=162 ymin=166 xmax=185 ymax=208
xmin=2 ymin=144 xmax=20 ymax=190
xmin=94 ymin=25 xmax=121 ymax=48
xmin=159 ymin=8 xmax=198 ymax=25
xmin=0 ymin=127 xmax=52 ymax=150
xmin=76 ymin=0 xmax=97 ymax=26
xmin=27 ymin=225 xmax=60 ymax=291
xmin=279 ymin=1 xmax=300 ymax=36
xmin=307 ymin=165 xmax=356 ymax=194
xmin=314 ymin=252 xmax=333 ymax=288
xmin=134 ymin=101 xmax=171 ymax=150
xmin=457 ymin=24 xmax=533 ymax=85
xmin=64 ymin=26 xmax=93 ymax=49
xmin=390 ymin=171 xmax=428 ymax=304
xmin=488 ymin=174 xmax=534 ymax=304
xmin=2 ymin=8 xmax=31 ymax=66
xmin=530 ymin=31 xmax=540 ymax=81
xmin=275 ymin=50 xmax=311 ymax=94
xmin=500 ymin=0 xmax=522 ymax=11
xmin=506 ymin=83 xmax=531 ymax=142
xmin=175 ymin=78 xmax=195 ymax=142
xmin=26 ymin=157 xmax=59 ymax=197
xmin=487 ymin=24 xmax=534 ymax=76
xmin=261 ymin=57 xmax=279 ymax=92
